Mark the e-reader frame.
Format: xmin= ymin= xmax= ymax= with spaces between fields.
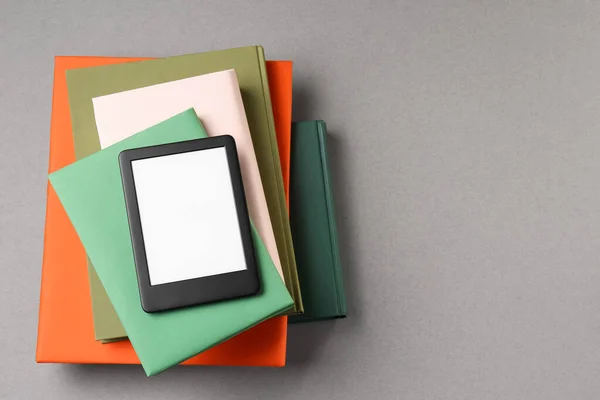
xmin=119 ymin=135 xmax=260 ymax=313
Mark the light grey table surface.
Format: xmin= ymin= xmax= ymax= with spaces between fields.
xmin=2 ymin=1 xmax=600 ymax=399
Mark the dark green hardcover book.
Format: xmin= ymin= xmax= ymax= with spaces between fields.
xmin=289 ymin=121 xmax=347 ymax=323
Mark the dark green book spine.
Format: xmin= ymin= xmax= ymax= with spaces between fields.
xmin=289 ymin=120 xmax=347 ymax=323
xmin=316 ymin=121 xmax=347 ymax=317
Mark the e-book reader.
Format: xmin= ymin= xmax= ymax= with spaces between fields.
xmin=119 ymin=135 xmax=260 ymax=313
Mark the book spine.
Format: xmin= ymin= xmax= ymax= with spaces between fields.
xmin=36 ymin=58 xmax=60 ymax=362
xmin=316 ymin=121 xmax=347 ymax=317
xmin=256 ymin=46 xmax=304 ymax=314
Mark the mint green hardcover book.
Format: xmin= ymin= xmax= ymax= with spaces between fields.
xmin=48 ymin=109 xmax=293 ymax=376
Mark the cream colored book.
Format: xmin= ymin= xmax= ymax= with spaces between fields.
xmin=92 ymin=69 xmax=284 ymax=282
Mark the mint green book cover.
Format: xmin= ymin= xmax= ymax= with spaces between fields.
xmin=48 ymin=110 xmax=293 ymax=376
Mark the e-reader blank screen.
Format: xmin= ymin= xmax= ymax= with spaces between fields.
xmin=131 ymin=147 xmax=247 ymax=286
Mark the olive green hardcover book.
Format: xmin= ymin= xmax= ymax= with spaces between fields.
xmin=66 ymin=46 xmax=303 ymax=341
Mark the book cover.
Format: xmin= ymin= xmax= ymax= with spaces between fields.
xmin=65 ymin=46 xmax=303 ymax=316
xmin=92 ymin=69 xmax=283 ymax=285
xmin=48 ymin=109 xmax=294 ymax=376
xmin=36 ymin=56 xmax=288 ymax=367
xmin=288 ymin=121 xmax=347 ymax=323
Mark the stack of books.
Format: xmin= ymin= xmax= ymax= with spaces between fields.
xmin=36 ymin=46 xmax=347 ymax=376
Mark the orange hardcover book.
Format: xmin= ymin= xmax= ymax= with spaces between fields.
xmin=36 ymin=56 xmax=291 ymax=365
xmin=266 ymin=61 xmax=293 ymax=207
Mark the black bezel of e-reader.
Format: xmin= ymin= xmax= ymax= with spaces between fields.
xmin=118 ymin=135 xmax=260 ymax=313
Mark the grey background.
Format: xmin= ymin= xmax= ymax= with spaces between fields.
xmin=2 ymin=0 xmax=600 ymax=399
